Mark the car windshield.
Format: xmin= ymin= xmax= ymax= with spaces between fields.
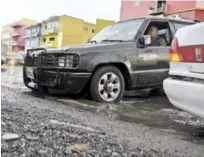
xmin=89 ymin=19 xmax=144 ymax=43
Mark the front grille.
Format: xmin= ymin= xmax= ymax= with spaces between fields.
xmin=34 ymin=57 xmax=40 ymax=66
xmin=44 ymin=55 xmax=58 ymax=66
xmin=25 ymin=53 xmax=80 ymax=68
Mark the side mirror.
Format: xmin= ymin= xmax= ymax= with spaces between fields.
xmin=138 ymin=35 xmax=151 ymax=48
xmin=139 ymin=37 xmax=145 ymax=47
xmin=144 ymin=35 xmax=151 ymax=45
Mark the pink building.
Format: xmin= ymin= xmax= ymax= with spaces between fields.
xmin=10 ymin=18 xmax=38 ymax=52
xmin=11 ymin=23 xmax=26 ymax=52
xmin=120 ymin=0 xmax=204 ymax=21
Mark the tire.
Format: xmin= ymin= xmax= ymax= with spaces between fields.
xmin=90 ymin=66 xmax=125 ymax=103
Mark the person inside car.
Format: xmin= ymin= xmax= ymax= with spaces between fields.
xmin=148 ymin=26 xmax=167 ymax=46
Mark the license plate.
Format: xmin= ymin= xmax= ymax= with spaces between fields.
xmin=26 ymin=67 xmax=34 ymax=79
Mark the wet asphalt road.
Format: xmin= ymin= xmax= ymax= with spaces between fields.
xmin=1 ymin=65 xmax=204 ymax=157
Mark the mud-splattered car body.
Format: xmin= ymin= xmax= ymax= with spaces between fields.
xmin=23 ymin=17 xmax=195 ymax=101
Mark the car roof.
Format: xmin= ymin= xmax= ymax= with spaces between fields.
xmin=118 ymin=16 xmax=195 ymax=24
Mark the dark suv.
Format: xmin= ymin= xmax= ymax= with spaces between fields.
xmin=23 ymin=16 xmax=195 ymax=103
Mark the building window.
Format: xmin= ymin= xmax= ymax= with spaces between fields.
xmin=36 ymin=27 xmax=40 ymax=34
xmin=32 ymin=27 xmax=36 ymax=34
xmin=92 ymin=29 xmax=95 ymax=33
xmin=134 ymin=0 xmax=142 ymax=6
xmin=26 ymin=40 xmax=31 ymax=47
xmin=83 ymin=27 xmax=88 ymax=31
xmin=49 ymin=37 xmax=55 ymax=41
xmin=26 ymin=29 xmax=31 ymax=36
xmin=42 ymin=38 xmax=46 ymax=42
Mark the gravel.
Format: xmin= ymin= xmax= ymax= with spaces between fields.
xmin=1 ymin=85 xmax=204 ymax=157
xmin=2 ymin=133 xmax=20 ymax=141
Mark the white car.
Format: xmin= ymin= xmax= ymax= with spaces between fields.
xmin=164 ymin=22 xmax=204 ymax=118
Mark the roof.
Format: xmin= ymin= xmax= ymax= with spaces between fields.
xmin=25 ymin=23 xmax=41 ymax=29
xmin=119 ymin=16 xmax=195 ymax=24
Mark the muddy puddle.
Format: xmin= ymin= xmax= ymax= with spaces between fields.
xmin=2 ymin=65 xmax=204 ymax=143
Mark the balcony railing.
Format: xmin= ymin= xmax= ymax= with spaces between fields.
xmin=11 ymin=30 xmax=24 ymax=37
xmin=11 ymin=41 xmax=18 ymax=45
xmin=41 ymin=27 xmax=59 ymax=35
xmin=31 ymin=31 xmax=40 ymax=37
xmin=11 ymin=39 xmax=25 ymax=46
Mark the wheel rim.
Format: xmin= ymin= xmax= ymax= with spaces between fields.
xmin=98 ymin=72 xmax=121 ymax=102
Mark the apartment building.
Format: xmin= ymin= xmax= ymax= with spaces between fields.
xmin=40 ymin=15 xmax=96 ymax=48
xmin=11 ymin=18 xmax=38 ymax=52
xmin=40 ymin=15 xmax=115 ymax=48
xmin=1 ymin=25 xmax=13 ymax=54
xmin=25 ymin=23 xmax=41 ymax=50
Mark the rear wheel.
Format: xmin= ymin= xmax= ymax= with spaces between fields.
xmin=90 ymin=66 xmax=125 ymax=103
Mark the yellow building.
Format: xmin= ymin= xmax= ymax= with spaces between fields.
xmin=82 ymin=22 xmax=96 ymax=43
xmin=95 ymin=19 xmax=115 ymax=33
xmin=40 ymin=15 xmax=96 ymax=48
xmin=40 ymin=15 xmax=115 ymax=48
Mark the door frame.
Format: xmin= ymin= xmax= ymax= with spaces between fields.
xmin=131 ymin=19 xmax=174 ymax=88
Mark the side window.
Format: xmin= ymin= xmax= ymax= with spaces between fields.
xmin=49 ymin=37 xmax=55 ymax=41
xmin=139 ymin=21 xmax=173 ymax=47
xmin=173 ymin=22 xmax=193 ymax=31
xmin=42 ymin=38 xmax=46 ymax=42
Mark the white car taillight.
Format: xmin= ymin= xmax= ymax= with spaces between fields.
xmin=169 ymin=37 xmax=204 ymax=63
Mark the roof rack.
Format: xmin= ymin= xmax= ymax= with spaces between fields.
xmin=168 ymin=14 xmax=182 ymax=19
xmin=167 ymin=14 xmax=199 ymax=23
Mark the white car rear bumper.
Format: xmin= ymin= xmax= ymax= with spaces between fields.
xmin=164 ymin=78 xmax=204 ymax=119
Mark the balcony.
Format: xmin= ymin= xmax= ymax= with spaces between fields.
xmin=41 ymin=27 xmax=59 ymax=35
xmin=31 ymin=31 xmax=40 ymax=37
xmin=148 ymin=3 xmax=166 ymax=15
xmin=11 ymin=39 xmax=25 ymax=46
xmin=11 ymin=30 xmax=24 ymax=37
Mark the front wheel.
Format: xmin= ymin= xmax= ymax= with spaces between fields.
xmin=90 ymin=66 xmax=125 ymax=103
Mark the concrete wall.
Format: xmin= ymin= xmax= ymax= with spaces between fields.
xmin=120 ymin=0 xmax=157 ymax=21
xmin=196 ymin=0 xmax=204 ymax=8
xmin=166 ymin=1 xmax=196 ymax=14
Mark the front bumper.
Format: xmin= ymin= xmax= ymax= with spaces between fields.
xmin=163 ymin=78 xmax=204 ymax=118
xmin=23 ymin=67 xmax=91 ymax=94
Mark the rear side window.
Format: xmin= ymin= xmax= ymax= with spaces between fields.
xmin=173 ymin=22 xmax=194 ymax=31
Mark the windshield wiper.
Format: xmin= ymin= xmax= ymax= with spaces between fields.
xmin=102 ymin=39 xmax=124 ymax=42
xmin=87 ymin=40 xmax=97 ymax=43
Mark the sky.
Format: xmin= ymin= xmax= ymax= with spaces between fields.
xmin=0 ymin=0 xmax=121 ymax=26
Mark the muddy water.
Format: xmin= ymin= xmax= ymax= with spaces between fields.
xmin=2 ymin=66 xmax=204 ymax=142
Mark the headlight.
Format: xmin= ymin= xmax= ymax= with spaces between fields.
xmin=58 ymin=57 xmax=65 ymax=67
xmin=9 ymin=60 xmax=16 ymax=65
xmin=65 ymin=55 xmax=74 ymax=67
xmin=58 ymin=55 xmax=79 ymax=68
